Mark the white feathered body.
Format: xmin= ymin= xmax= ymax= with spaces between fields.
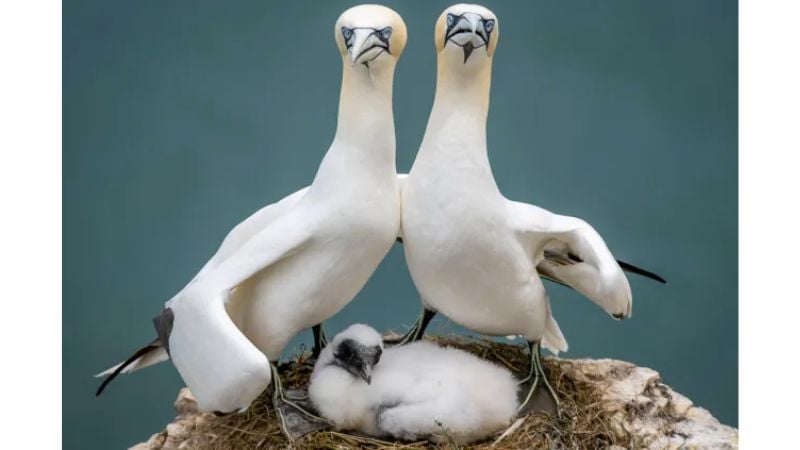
xmin=310 ymin=339 xmax=518 ymax=444
xmin=403 ymin=164 xmax=547 ymax=341
xmin=402 ymin=84 xmax=549 ymax=342
xmin=99 ymin=9 xmax=409 ymax=412
xmin=226 ymin=172 xmax=401 ymax=359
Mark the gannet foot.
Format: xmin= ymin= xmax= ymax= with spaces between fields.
xmin=516 ymin=341 xmax=561 ymax=418
xmin=311 ymin=323 xmax=328 ymax=360
xmin=271 ymin=365 xmax=331 ymax=440
xmin=384 ymin=307 xmax=436 ymax=346
xmin=273 ymin=394 xmax=331 ymax=440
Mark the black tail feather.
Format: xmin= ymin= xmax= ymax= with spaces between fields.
xmin=617 ymin=260 xmax=667 ymax=284
xmin=95 ymin=339 xmax=161 ymax=396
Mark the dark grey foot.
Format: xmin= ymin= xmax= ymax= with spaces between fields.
xmin=311 ymin=323 xmax=328 ymax=360
xmin=384 ymin=308 xmax=436 ymax=346
xmin=270 ymin=365 xmax=330 ymax=440
xmin=517 ymin=341 xmax=561 ymax=418
xmin=517 ymin=378 xmax=559 ymax=417
xmin=273 ymin=391 xmax=330 ymax=440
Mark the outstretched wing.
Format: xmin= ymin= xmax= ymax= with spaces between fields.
xmin=165 ymin=214 xmax=313 ymax=412
xmin=184 ymin=186 xmax=310 ymax=288
xmin=508 ymin=201 xmax=632 ymax=319
xmin=197 ymin=174 xmax=407 ymax=279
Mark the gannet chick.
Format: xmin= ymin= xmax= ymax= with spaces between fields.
xmin=95 ymin=5 xmax=408 ymax=438
xmin=309 ymin=324 xmax=519 ymax=444
xmin=397 ymin=3 xmax=664 ymax=416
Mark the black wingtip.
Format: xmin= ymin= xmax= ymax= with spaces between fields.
xmin=617 ymin=259 xmax=667 ymax=284
xmin=95 ymin=341 xmax=160 ymax=397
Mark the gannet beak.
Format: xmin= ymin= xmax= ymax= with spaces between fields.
xmin=445 ymin=13 xmax=495 ymax=63
xmin=347 ymin=27 xmax=392 ymax=66
xmin=358 ymin=365 xmax=373 ymax=385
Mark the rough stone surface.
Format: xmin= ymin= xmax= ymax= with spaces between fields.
xmin=558 ymin=359 xmax=738 ymax=449
xmin=130 ymin=358 xmax=737 ymax=449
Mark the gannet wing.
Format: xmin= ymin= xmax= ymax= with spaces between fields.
xmin=187 ymin=186 xmax=310 ymax=285
xmin=165 ymin=215 xmax=313 ymax=412
xmin=197 ymin=173 xmax=407 ymax=275
xmin=167 ymin=293 xmax=272 ymax=413
xmin=95 ymin=187 xmax=311 ymax=395
xmin=508 ymin=200 xmax=632 ymax=319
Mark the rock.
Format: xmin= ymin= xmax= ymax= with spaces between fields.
xmin=558 ymin=358 xmax=738 ymax=449
xmin=129 ymin=342 xmax=737 ymax=449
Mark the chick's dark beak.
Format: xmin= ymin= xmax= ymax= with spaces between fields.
xmin=359 ymin=345 xmax=382 ymax=384
xmin=336 ymin=341 xmax=382 ymax=384
xmin=358 ymin=366 xmax=372 ymax=385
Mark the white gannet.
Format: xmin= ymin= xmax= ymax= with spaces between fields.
xmin=95 ymin=4 xmax=408 ymax=437
xmin=309 ymin=324 xmax=518 ymax=444
xmin=397 ymin=4 xmax=664 ymax=415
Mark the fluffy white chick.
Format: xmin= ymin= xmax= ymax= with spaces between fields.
xmin=309 ymin=324 xmax=518 ymax=444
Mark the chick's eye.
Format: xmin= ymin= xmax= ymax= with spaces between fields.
xmin=484 ymin=20 xmax=495 ymax=33
xmin=446 ymin=14 xmax=455 ymax=27
xmin=380 ymin=27 xmax=392 ymax=40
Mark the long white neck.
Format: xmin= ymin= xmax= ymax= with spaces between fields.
xmin=311 ymin=63 xmax=397 ymax=192
xmin=414 ymin=56 xmax=494 ymax=183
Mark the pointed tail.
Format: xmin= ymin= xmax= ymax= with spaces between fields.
xmin=541 ymin=299 xmax=568 ymax=355
xmin=95 ymin=339 xmax=169 ymax=396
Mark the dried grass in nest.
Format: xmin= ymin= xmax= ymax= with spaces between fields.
xmin=183 ymin=336 xmax=632 ymax=449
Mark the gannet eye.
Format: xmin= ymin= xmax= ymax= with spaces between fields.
xmin=342 ymin=27 xmax=354 ymax=43
xmin=380 ymin=27 xmax=392 ymax=40
xmin=484 ymin=19 xmax=495 ymax=33
xmin=446 ymin=14 xmax=456 ymax=27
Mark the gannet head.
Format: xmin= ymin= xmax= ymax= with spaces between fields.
xmin=335 ymin=5 xmax=407 ymax=71
xmin=435 ymin=4 xmax=498 ymax=67
xmin=328 ymin=324 xmax=383 ymax=384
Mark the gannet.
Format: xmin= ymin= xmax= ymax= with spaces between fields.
xmin=95 ymin=4 xmax=408 ymax=437
xmin=398 ymin=4 xmax=664 ymax=415
xmin=309 ymin=324 xmax=518 ymax=444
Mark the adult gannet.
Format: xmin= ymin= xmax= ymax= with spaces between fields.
xmin=309 ymin=324 xmax=518 ymax=444
xmin=398 ymin=4 xmax=664 ymax=415
xmin=95 ymin=4 xmax=408 ymax=437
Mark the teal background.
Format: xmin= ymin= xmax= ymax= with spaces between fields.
xmin=64 ymin=1 xmax=737 ymax=448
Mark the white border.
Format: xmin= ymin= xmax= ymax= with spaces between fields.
xmin=0 ymin=1 xmax=62 ymax=448
xmin=3 ymin=0 xmax=798 ymax=446
xmin=740 ymin=0 xmax=800 ymax=446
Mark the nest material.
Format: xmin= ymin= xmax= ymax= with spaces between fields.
xmin=162 ymin=335 xmax=631 ymax=450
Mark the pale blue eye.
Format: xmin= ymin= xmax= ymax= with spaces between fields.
xmin=342 ymin=27 xmax=353 ymax=41
xmin=484 ymin=20 xmax=495 ymax=33
xmin=381 ymin=27 xmax=392 ymax=40
xmin=447 ymin=14 xmax=456 ymax=27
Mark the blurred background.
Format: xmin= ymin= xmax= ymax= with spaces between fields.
xmin=63 ymin=1 xmax=737 ymax=448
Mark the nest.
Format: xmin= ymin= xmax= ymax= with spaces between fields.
xmin=176 ymin=336 xmax=631 ymax=449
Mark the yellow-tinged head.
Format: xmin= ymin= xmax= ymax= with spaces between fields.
xmin=335 ymin=4 xmax=407 ymax=69
xmin=435 ymin=4 xmax=498 ymax=65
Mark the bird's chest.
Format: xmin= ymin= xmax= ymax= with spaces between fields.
xmin=323 ymin=189 xmax=401 ymax=244
xmin=404 ymin=177 xmax=505 ymax=257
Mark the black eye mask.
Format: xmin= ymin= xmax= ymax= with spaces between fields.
xmin=444 ymin=13 xmax=495 ymax=63
xmin=341 ymin=26 xmax=393 ymax=57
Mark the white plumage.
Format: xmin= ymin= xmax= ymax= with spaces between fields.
xmin=97 ymin=5 xmax=409 ymax=416
xmin=309 ymin=324 xmax=519 ymax=444
xmin=399 ymin=4 xmax=634 ymax=412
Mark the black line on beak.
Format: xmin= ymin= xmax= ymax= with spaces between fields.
xmin=463 ymin=42 xmax=475 ymax=63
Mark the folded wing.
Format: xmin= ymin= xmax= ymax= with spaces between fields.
xmin=508 ymin=201 xmax=632 ymax=319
